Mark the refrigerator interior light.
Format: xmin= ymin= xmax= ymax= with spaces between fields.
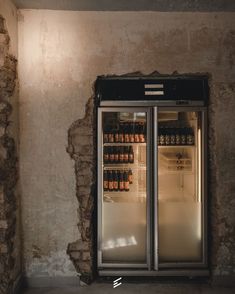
xmin=102 ymin=236 xmax=137 ymax=250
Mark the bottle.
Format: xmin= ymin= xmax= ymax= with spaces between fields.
xmin=124 ymin=146 xmax=129 ymax=163
xmin=175 ymin=127 xmax=181 ymax=145
xmin=103 ymin=170 xmax=109 ymax=191
xmin=159 ymin=127 xmax=165 ymax=145
xmin=108 ymin=127 xmax=114 ymax=143
xmin=129 ymin=123 xmax=135 ymax=143
xmin=103 ymin=146 xmax=109 ymax=163
xmin=119 ymin=170 xmax=124 ymax=191
xmin=170 ymin=127 xmax=176 ymax=145
xmin=134 ymin=123 xmax=140 ymax=143
xmin=139 ymin=123 xmax=145 ymax=143
xmin=124 ymin=122 xmax=130 ymax=143
xmin=180 ymin=128 xmax=186 ymax=145
xmin=103 ymin=126 xmax=109 ymax=143
xmin=114 ymin=146 xmax=119 ymax=163
xmin=114 ymin=127 xmax=119 ymax=143
xmin=165 ymin=128 xmax=170 ymax=145
xmin=124 ymin=171 xmax=130 ymax=191
xmin=128 ymin=169 xmax=133 ymax=184
xmin=119 ymin=123 xmax=124 ymax=143
xmin=187 ymin=127 xmax=194 ymax=145
xmin=108 ymin=170 xmax=113 ymax=191
xmin=113 ymin=170 xmax=119 ymax=191
xmin=109 ymin=146 xmax=115 ymax=164
xmin=119 ymin=146 xmax=124 ymax=163
xmin=128 ymin=146 xmax=134 ymax=163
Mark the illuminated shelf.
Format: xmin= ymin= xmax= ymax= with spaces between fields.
xmin=158 ymin=145 xmax=195 ymax=148
xmin=103 ymin=142 xmax=146 ymax=146
xmin=104 ymin=191 xmax=146 ymax=197
xmin=103 ymin=164 xmax=146 ymax=170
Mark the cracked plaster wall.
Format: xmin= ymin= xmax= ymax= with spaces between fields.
xmin=18 ymin=10 xmax=235 ymax=281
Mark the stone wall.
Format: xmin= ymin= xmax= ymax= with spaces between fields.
xmin=0 ymin=14 xmax=19 ymax=294
xmin=67 ymin=97 xmax=96 ymax=284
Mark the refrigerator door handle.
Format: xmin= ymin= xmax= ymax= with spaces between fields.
xmin=153 ymin=106 xmax=158 ymax=270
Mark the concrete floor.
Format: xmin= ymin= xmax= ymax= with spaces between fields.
xmin=22 ymin=283 xmax=235 ymax=294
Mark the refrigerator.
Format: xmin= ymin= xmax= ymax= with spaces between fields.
xmin=96 ymin=76 xmax=208 ymax=276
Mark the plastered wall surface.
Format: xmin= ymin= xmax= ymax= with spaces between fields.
xmin=18 ymin=10 xmax=235 ymax=278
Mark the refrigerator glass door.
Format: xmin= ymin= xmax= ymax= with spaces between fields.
xmin=157 ymin=110 xmax=205 ymax=265
xmin=98 ymin=108 xmax=150 ymax=267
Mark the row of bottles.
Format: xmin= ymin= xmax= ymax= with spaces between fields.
xmin=158 ymin=127 xmax=194 ymax=146
xmin=104 ymin=146 xmax=134 ymax=164
xmin=103 ymin=170 xmax=133 ymax=192
xmin=103 ymin=122 xmax=146 ymax=143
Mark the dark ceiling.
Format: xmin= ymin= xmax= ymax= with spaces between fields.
xmin=11 ymin=0 xmax=235 ymax=11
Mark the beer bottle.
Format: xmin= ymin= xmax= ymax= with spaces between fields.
xmin=119 ymin=170 xmax=124 ymax=191
xmin=109 ymin=146 xmax=115 ymax=164
xmin=119 ymin=146 xmax=124 ymax=163
xmin=108 ymin=170 xmax=113 ymax=191
xmin=103 ymin=170 xmax=109 ymax=191
xmin=114 ymin=127 xmax=119 ymax=143
xmin=170 ymin=127 xmax=176 ymax=145
xmin=128 ymin=169 xmax=133 ymax=184
xmin=129 ymin=123 xmax=135 ymax=143
xmin=187 ymin=127 xmax=194 ymax=145
xmin=180 ymin=127 xmax=186 ymax=145
xmin=128 ymin=146 xmax=134 ymax=163
xmin=134 ymin=123 xmax=140 ymax=143
xmin=159 ymin=127 xmax=165 ymax=145
xmin=114 ymin=146 xmax=119 ymax=163
xmin=103 ymin=126 xmax=109 ymax=143
xmin=175 ymin=127 xmax=181 ymax=145
xmin=124 ymin=171 xmax=130 ymax=191
xmin=139 ymin=123 xmax=145 ymax=143
xmin=108 ymin=126 xmax=114 ymax=143
xmin=124 ymin=146 xmax=129 ymax=163
xmin=165 ymin=128 xmax=170 ymax=145
xmin=119 ymin=123 xmax=124 ymax=143
xmin=103 ymin=146 xmax=109 ymax=163
xmin=124 ymin=122 xmax=130 ymax=143
xmin=113 ymin=170 xmax=119 ymax=191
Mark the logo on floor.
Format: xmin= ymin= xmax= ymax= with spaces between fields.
xmin=113 ymin=277 xmax=122 ymax=288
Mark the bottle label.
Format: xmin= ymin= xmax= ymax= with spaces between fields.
xmin=113 ymin=181 xmax=118 ymax=190
xmin=119 ymin=181 xmax=124 ymax=191
xmin=139 ymin=135 xmax=145 ymax=143
xmin=160 ymin=135 xmax=165 ymax=145
xmin=104 ymin=154 xmax=109 ymax=162
xmin=129 ymin=154 xmax=134 ymax=163
xmin=181 ymin=135 xmax=186 ymax=145
xmin=103 ymin=134 xmax=109 ymax=143
xmin=170 ymin=135 xmax=176 ymax=145
xmin=130 ymin=135 xmax=135 ymax=143
xmin=104 ymin=181 xmax=108 ymax=190
xmin=114 ymin=154 xmax=119 ymax=162
xmin=124 ymin=154 xmax=129 ymax=162
xmin=119 ymin=154 xmax=124 ymax=162
xmin=110 ymin=154 xmax=115 ymax=162
xmin=124 ymin=181 xmax=129 ymax=190
xmin=165 ymin=135 xmax=170 ymax=145
xmin=134 ymin=134 xmax=139 ymax=143
xmin=128 ymin=174 xmax=133 ymax=184
xmin=125 ymin=134 xmax=129 ymax=143
xmin=176 ymin=134 xmax=180 ymax=145
xmin=115 ymin=133 xmax=119 ymax=143
xmin=108 ymin=182 xmax=113 ymax=190
xmin=119 ymin=134 xmax=124 ymax=143
xmin=108 ymin=134 xmax=114 ymax=143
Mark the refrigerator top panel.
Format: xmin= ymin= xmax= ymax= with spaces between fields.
xmin=95 ymin=76 xmax=208 ymax=107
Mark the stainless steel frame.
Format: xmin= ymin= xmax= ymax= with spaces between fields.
xmin=97 ymin=104 xmax=208 ymax=275
xmin=97 ymin=107 xmax=151 ymax=269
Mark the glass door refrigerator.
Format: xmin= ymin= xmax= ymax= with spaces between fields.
xmin=96 ymin=76 xmax=208 ymax=277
